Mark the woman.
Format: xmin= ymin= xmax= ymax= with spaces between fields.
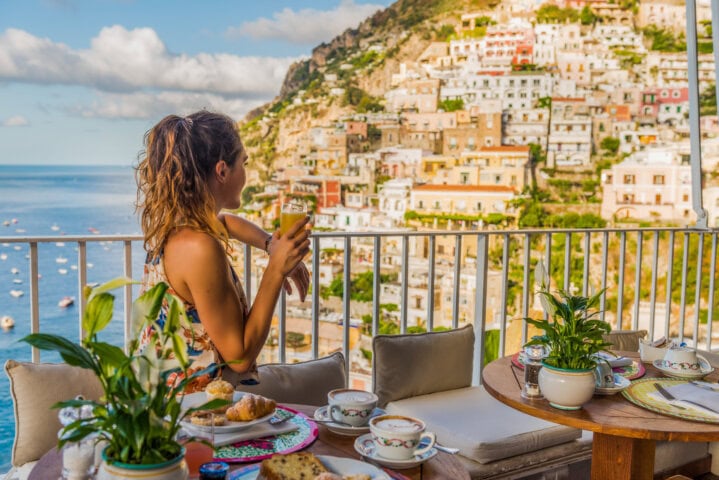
xmin=135 ymin=110 xmax=311 ymax=392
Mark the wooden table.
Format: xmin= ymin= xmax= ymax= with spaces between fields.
xmin=29 ymin=403 xmax=469 ymax=480
xmin=482 ymin=353 xmax=719 ymax=480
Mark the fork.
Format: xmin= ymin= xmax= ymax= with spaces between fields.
xmin=269 ymin=413 xmax=295 ymax=426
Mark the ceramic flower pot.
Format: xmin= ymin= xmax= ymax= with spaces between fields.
xmin=539 ymin=363 xmax=596 ymax=410
xmin=96 ymin=447 xmax=188 ymax=480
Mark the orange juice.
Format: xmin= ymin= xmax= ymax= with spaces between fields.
xmin=184 ymin=440 xmax=213 ymax=477
xmin=280 ymin=211 xmax=307 ymax=235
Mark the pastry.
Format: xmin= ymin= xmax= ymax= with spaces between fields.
xmin=189 ymin=411 xmax=227 ymax=426
xmin=205 ymin=378 xmax=234 ymax=402
xmin=226 ymin=393 xmax=276 ymax=421
xmin=314 ymin=474 xmax=342 ymax=480
xmin=259 ymin=452 xmax=328 ymax=480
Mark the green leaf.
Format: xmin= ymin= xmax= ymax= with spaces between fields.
xmin=21 ymin=334 xmax=97 ymax=371
xmin=131 ymin=283 xmax=168 ymax=335
xmin=91 ymin=342 xmax=129 ymax=370
xmin=83 ymin=292 xmax=115 ymax=338
xmin=86 ymin=276 xmax=135 ymax=303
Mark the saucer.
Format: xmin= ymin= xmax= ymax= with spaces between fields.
xmin=595 ymin=374 xmax=631 ymax=395
xmin=653 ymin=359 xmax=715 ymax=379
xmin=354 ymin=433 xmax=438 ymax=469
xmin=313 ymin=406 xmax=385 ymax=436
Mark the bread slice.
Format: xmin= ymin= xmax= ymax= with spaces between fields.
xmin=259 ymin=452 xmax=329 ymax=480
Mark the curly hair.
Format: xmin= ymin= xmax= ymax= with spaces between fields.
xmin=135 ymin=111 xmax=243 ymax=258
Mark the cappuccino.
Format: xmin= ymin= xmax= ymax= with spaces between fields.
xmin=373 ymin=417 xmax=422 ymax=433
xmin=327 ymin=389 xmax=378 ymax=427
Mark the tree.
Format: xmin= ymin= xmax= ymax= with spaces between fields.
xmin=579 ymin=7 xmax=596 ymax=25
xmin=600 ymin=137 xmax=620 ymax=155
xmin=438 ymin=98 xmax=464 ymax=112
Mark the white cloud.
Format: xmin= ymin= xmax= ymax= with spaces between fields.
xmin=0 ymin=26 xmax=299 ymax=98
xmin=2 ymin=115 xmax=29 ymax=127
xmin=227 ymin=0 xmax=385 ymax=44
xmin=74 ymin=91 xmax=263 ymax=121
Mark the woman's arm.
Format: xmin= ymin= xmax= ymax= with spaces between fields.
xmin=220 ymin=211 xmax=311 ymax=301
xmin=164 ymin=221 xmax=311 ymax=373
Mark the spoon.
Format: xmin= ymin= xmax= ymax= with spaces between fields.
xmin=313 ymin=418 xmax=354 ymax=427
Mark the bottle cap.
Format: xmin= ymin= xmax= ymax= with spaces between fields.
xmin=199 ymin=461 xmax=229 ymax=479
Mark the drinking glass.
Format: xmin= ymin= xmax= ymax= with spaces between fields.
xmin=521 ymin=345 xmax=547 ymax=399
xmin=280 ymin=200 xmax=308 ymax=236
xmin=182 ymin=415 xmax=215 ymax=479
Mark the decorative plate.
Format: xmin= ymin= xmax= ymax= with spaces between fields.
xmin=653 ymin=360 xmax=714 ymax=380
xmin=622 ymin=378 xmax=719 ymax=424
xmin=354 ymin=433 xmax=438 ymax=470
xmin=213 ymin=406 xmax=318 ymax=463
xmin=314 ymin=406 xmax=386 ymax=436
xmin=229 ymin=455 xmax=391 ymax=479
xmin=594 ymin=374 xmax=631 ymax=395
xmin=179 ymin=392 xmax=275 ymax=433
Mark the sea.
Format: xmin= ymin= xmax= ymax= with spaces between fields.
xmin=0 ymin=165 xmax=143 ymax=471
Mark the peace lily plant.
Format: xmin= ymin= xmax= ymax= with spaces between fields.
xmin=523 ymin=262 xmax=613 ymax=410
xmin=524 ymin=261 xmax=612 ymax=370
xmin=21 ymin=277 xmax=226 ymax=466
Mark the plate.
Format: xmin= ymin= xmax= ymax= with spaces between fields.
xmin=622 ymin=378 xmax=719 ymax=424
xmin=229 ymin=454 xmax=391 ymax=479
xmin=180 ymin=392 xmax=275 ymax=433
xmin=653 ymin=360 xmax=715 ymax=380
xmin=214 ymin=406 xmax=318 ymax=463
xmin=314 ymin=406 xmax=386 ymax=436
xmin=594 ymin=374 xmax=631 ymax=395
xmin=354 ymin=433 xmax=438 ymax=469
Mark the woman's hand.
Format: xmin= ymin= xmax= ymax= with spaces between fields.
xmin=266 ymin=215 xmax=312 ymax=289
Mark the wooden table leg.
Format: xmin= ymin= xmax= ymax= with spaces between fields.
xmin=591 ymin=433 xmax=655 ymax=480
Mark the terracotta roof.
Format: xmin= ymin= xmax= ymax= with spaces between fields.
xmin=478 ymin=146 xmax=530 ymax=153
xmin=551 ymin=97 xmax=585 ymax=102
xmin=413 ymin=184 xmax=516 ymax=193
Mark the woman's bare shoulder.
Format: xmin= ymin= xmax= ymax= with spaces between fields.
xmin=165 ymin=229 xmax=225 ymax=264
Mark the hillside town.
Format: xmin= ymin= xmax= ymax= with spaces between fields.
xmin=238 ymin=0 xmax=719 ymax=378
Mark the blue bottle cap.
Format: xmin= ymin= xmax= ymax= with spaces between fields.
xmin=199 ymin=461 xmax=229 ymax=479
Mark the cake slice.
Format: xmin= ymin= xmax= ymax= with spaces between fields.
xmin=259 ymin=452 xmax=329 ymax=480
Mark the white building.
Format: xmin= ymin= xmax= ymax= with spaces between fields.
xmin=377 ymin=178 xmax=414 ymax=227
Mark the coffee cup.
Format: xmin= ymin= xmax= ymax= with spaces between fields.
xmin=327 ymin=389 xmax=378 ymax=427
xmin=369 ymin=415 xmax=436 ymax=460
xmin=662 ymin=347 xmax=709 ymax=372
xmin=594 ymin=360 xmax=614 ymax=388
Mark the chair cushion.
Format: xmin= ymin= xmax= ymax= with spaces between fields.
xmin=5 ymin=360 xmax=103 ymax=467
xmin=386 ymin=386 xmax=582 ymax=464
xmin=223 ymin=352 xmax=346 ymax=407
xmin=602 ymin=330 xmax=647 ymax=352
xmin=372 ymin=325 xmax=474 ymax=407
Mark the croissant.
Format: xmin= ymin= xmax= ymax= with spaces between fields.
xmin=226 ymin=393 xmax=276 ymax=421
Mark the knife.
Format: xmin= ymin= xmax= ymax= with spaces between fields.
xmin=654 ymin=382 xmax=719 ymax=414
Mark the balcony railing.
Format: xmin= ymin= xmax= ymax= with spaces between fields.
xmin=4 ymin=225 xmax=719 ymax=387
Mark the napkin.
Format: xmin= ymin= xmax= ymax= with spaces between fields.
xmin=649 ymin=383 xmax=719 ymax=418
xmin=607 ymin=356 xmax=633 ymax=368
xmin=183 ymin=421 xmax=299 ymax=447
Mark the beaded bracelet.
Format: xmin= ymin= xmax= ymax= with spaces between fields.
xmin=264 ymin=235 xmax=273 ymax=253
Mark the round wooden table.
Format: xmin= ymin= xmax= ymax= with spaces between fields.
xmin=482 ymin=353 xmax=719 ymax=480
xmin=28 ymin=403 xmax=469 ymax=480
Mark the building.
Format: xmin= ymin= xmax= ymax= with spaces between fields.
xmin=600 ymin=146 xmax=694 ymax=223
xmin=547 ymin=98 xmax=593 ymax=167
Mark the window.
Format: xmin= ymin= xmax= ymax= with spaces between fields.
xmin=606 ymin=174 xmax=613 ymax=184
xmin=460 ymin=172 xmax=469 ymax=185
xmin=655 ymin=194 xmax=662 ymax=205
xmin=624 ymin=174 xmax=635 ymax=184
xmin=672 ymin=90 xmax=680 ymax=98
xmin=495 ymin=174 xmax=502 ymax=184
xmin=418 ymin=200 xmax=424 ymax=209
xmin=683 ymin=194 xmax=689 ymax=202
xmin=622 ymin=193 xmax=635 ymax=203
xmin=434 ymin=201 xmax=441 ymax=209
xmin=476 ymin=202 xmax=482 ymax=211
xmin=653 ymin=175 xmax=665 ymax=185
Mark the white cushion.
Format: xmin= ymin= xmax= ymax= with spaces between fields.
xmin=386 ymin=386 xmax=581 ymax=464
xmin=2 ymin=460 xmax=37 ymax=480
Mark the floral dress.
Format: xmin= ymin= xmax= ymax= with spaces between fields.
xmin=137 ymin=249 xmax=259 ymax=393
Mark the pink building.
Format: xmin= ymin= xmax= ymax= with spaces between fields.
xmin=641 ymin=87 xmax=689 ymax=126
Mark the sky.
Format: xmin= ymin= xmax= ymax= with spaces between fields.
xmin=0 ymin=0 xmax=393 ymax=166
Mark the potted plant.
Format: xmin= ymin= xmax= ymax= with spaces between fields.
xmin=21 ymin=278 xmax=226 ymax=480
xmin=524 ymin=262 xmax=611 ymax=410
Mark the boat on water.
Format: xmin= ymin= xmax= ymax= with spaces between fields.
xmin=2 ymin=221 xmax=8 ymax=227
xmin=10 ymin=268 xmax=19 ymax=275
xmin=0 ymin=253 xmax=6 ymax=261
xmin=87 ymin=263 xmax=94 ymax=268
xmin=13 ymin=246 xmax=21 ymax=251
xmin=56 ymin=256 xmax=68 ymax=264
xmin=9 ymin=290 xmax=23 ymax=298
xmin=55 ymin=242 xmax=65 ymax=247
xmin=50 ymin=224 xmax=60 ymax=231
xmin=58 ymin=268 xmax=68 ymax=275
xmin=58 ymin=296 xmax=75 ymax=308
xmin=15 ymin=228 xmax=25 ymax=234
xmin=12 ymin=279 xmax=21 ymax=284
xmin=88 ymin=227 xmax=100 ymax=234
xmin=1 ymin=316 xmax=14 ymax=330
